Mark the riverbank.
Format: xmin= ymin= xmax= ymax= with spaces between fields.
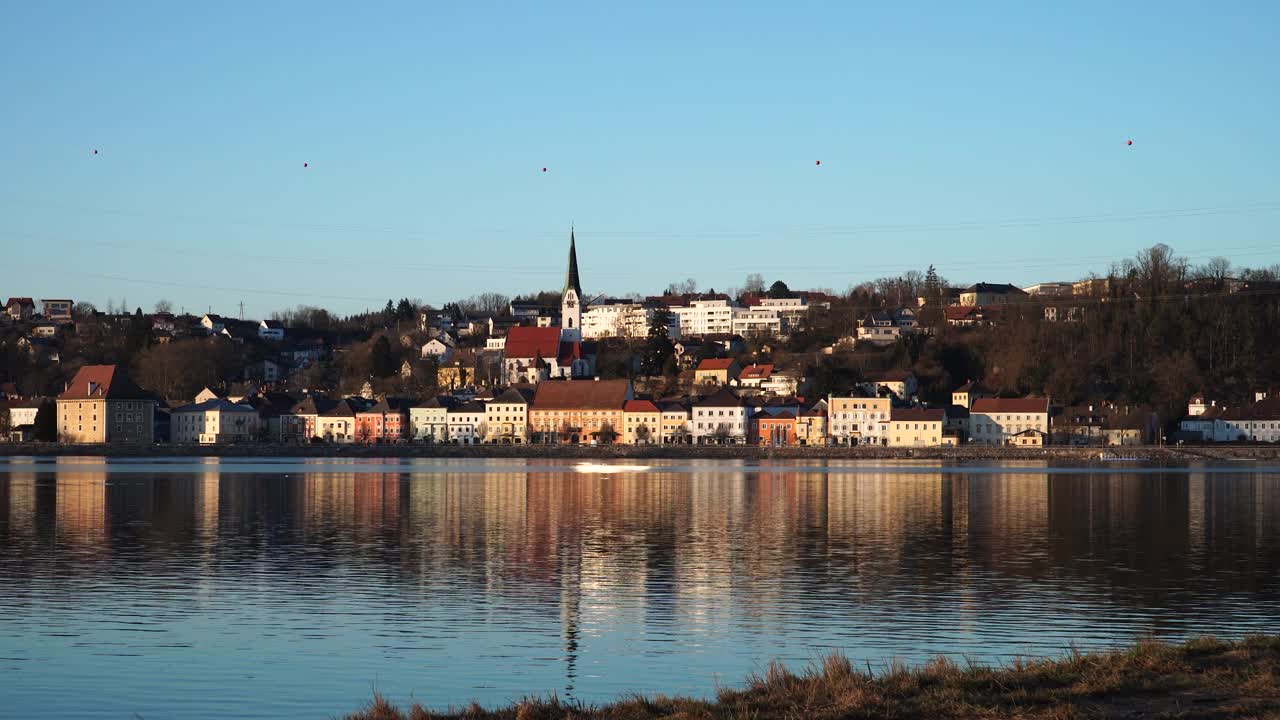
xmin=1 ymin=442 xmax=1278 ymax=462
xmin=346 ymin=636 xmax=1280 ymax=719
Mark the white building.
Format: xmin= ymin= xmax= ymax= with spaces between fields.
xmin=199 ymin=314 xmax=228 ymax=335
xmin=1179 ymin=394 xmax=1280 ymax=443
xmin=730 ymin=307 xmax=781 ymax=338
xmin=171 ymin=399 xmax=261 ymax=444
xmin=969 ymin=397 xmax=1050 ymax=445
xmin=7 ymin=400 xmax=42 ymax=428
xmin=672 ymin=299 xmax=735 ymax=336
xmin=582 ymin=300 xmax=680 ymax=339
xmin=690 ymin=388 xmax=747 ymax=444
xmin=420 ymin=336 xmax=456 ymax=363
xmin=409 ymin=397 xmax=451 ymax=442
xmin=1022 ymin=282 xmax=1075 ymax=296
xmin=258 ymin=320 xmax=285 ymax=341
xmin=447 ymin=401 xmax=487 ymax=444
xmin=856 ymin=307 xmax=918 ymax=345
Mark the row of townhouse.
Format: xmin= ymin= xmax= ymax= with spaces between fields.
xmin=43 ymin=366 xmax=1173 ymax=450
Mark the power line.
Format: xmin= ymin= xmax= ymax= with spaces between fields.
xmin=3 ymin=197 xmax=1278 ymax=239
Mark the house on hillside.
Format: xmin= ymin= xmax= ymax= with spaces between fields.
xmin=40 ymin=299 xmax=74 ymax=324
xmin=959 ymin=283 xmax=1027 ymax=306
xmin=258 ymin=320 xmax=285 ymax=341
xmin=856 ymin=307 xmax=918 ymax=345
xmin=694 ymin=358 xmax=741 ymax=387
xmin=5 ymin=298 xmax=35 ymax=321
xmin=862 ymin=370 xmax=917 ymax=400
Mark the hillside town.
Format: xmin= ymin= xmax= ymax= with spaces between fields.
xmin=3 ymin=233 xmax=1279 ymax=449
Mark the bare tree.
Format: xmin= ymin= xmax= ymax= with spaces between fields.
xmin=153 ymin=299 xmax=174 ymax=314
xmin=1194 ymin=257 xmax=1232 ymax=289
xmin=743 ymin=273 xmax=765 ymax=295
xmin=667 ymin=278 xmax=698 ymax=295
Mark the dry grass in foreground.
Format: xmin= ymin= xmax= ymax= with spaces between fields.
xmin=345 ymin=636 xmax=1280 ymax=719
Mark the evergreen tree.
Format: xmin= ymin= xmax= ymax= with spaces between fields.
xmin=640 ymin=309 xmax=675 ymax=377
xmin=371 ymin=336 xmax=396 ymax=377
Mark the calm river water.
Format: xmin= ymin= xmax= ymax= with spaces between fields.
xmin=1 ymin=457 xmax=1278 ymax=718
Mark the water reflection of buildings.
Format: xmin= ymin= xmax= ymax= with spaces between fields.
xmin=2 ymin=459 xmax=1280 ymax=696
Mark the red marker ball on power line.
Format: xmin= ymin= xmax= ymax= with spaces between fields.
xmin=1127 ymin=140 xmax=1133 ymax=146
xmin=815 ymin=160 xmax=821 ymax=166
xmin=542 ymin=167 xmax=547 ymax=173
xmin=303 ymin=162 xmax=309 ymax=168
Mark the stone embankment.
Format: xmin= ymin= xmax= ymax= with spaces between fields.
xmin=1 ymin=442 xmax=1278 ymax=462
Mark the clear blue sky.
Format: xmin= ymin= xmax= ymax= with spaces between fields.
xmin=2 ymin=1 xmax=1277 ymax=318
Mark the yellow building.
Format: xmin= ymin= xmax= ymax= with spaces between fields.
xmin=622 ymin=400 xmax=662 ymax=444
xmin=958 ymin=283 xmax=1027 ymax=306
xmin=887 ymin=407 xmax=944 ymax=447
xmin=828 ymin=395 xmax=892 ymax=446
xmin=795 ymin=408 xmax=827 ymax=446
xmin=56 ymin=365 xmax=155 ymax=444
xmin=659 ymin=401 xmax=691 ymax=444
xmin=484 ymin=387 xmax=533 ymax=444
xmin=529 ymin=379 xmax=632 ymax=444
xmin=694 ymin=358 xmax=741 ymax=387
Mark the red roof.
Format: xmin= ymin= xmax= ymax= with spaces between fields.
xmin=58 ymin=365 xmax=152 ymax=401
xmin=697 ymin=358 xmax=736 ymax=371
xmin=504 ymin=327 xmax=562 ymax=360
xmin=533 ymin=380 xmax=631 ymax=410
xmin=739 ymin=363 xmax=774 ymax=380
xmin=971 ymin=397 xmax=1049 ymax=414
xmin=6 ymin=297 xmax=34 ymax=307
xmin=556 ymin=341 xmax=583 ymax=366
xmin=891 ymin=407 xmax=945 ymax=422
xmin=623 ymin=400 xmax=660 ymax=413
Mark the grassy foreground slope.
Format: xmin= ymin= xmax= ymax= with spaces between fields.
xmin=346 ymin=636 xmax=1280 ymax=719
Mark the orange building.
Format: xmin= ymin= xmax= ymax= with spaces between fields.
xmin=529 ymin=379 xmax=633 ymax=444
xmin=354 ymin=397 xmax=411 ymax=444
xmin=751 ymin=411 xmax=796 ymax=446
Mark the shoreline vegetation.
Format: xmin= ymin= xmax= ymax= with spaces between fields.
xmin=345 ymin=636 xmax=1280 ymax=720
xmin=1 ymin=443 xmax=1278 ymax=462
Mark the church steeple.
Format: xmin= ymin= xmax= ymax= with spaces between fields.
xmin=564 ymin=227 xmax=583 ymax=298
xmin=560 ymin=227 xmax=583 ymax=343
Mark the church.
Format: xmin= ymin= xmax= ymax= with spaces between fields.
xmin=501 ymin=230 xmax=597 ymax=385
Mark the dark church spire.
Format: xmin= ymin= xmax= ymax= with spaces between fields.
xmin=564 ymin=227 xmax=583 ymax=298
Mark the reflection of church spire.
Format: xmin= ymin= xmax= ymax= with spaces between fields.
xmin=560 ymin=526 xmax=581 ymax=699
